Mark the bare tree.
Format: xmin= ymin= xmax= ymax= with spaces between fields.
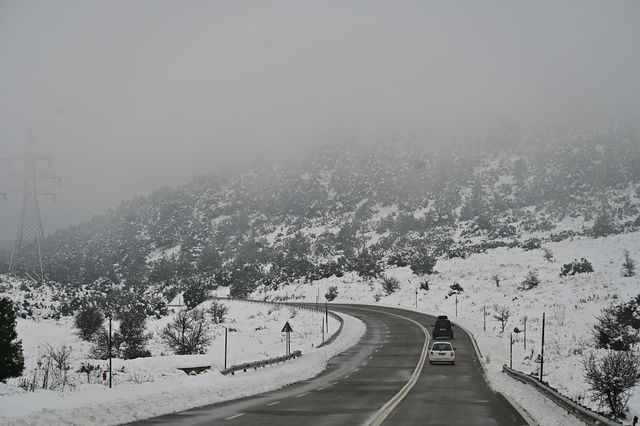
xmin=553 ymin=304 xmax=566 ymax=326
xmin=492 ymin=305 xmax=511 ymax=333
xmin=583 ymin=350 xmax=640 ymax=417
xmin=161 ymin=308 xmax=212 ymax=355
xmin=491 ymin=274 xmax=501 ymax=288
xmin=622 ymin=249 xmax=636 ymax=277
xmin=39 ymin=344 xmax=74 ymax=390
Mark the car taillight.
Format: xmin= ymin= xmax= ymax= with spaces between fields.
xmin=450 ymin=352 xmax=454 ymax=356
xmin=430 ymin=352 xmax=434 ymax=355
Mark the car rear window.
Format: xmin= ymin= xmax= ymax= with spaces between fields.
xmin=435 ymin=320 xmax=451 ymax=328
xmin=432 ymin=343 xmax=452 ymax=351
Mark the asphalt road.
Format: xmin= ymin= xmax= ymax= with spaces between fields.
xmin=133 ymin=304 xmax=528 ymax=426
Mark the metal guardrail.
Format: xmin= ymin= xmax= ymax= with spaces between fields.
xmin=213 ymin=296 xmax=344 ymax=348
xmin=179 ymin=297 xmax=344 ymax=377
xmin=502 ymin=365 xmax=622 ymax=426
xmin=221 ymin=350 xmax=302 ymax=376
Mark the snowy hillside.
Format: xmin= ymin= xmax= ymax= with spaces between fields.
xmin=2 ymin=128 xmax=640 ymax=306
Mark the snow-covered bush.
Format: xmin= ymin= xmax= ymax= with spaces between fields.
xmin=592 ymin=299 xmax=640 ymax=351
xmin=419 ymin=280 xmax=430 ymax=291
xmin=519 ymin=271 xmax=540 ymax=290
xmin=583 ymin=350 xmax=640 ymax=417
xmin=381 ymin=274 xmax=400 ymax=295
xmin=448 ymin=282 xmax=464 ymax=296
xmin=522 ymin=238 xmax=542 ymax=251
xmin=353 ymin=248 xmax=383 ymax=280
xmin=325 ymin=286 xmax=338 ymax=302
xmin=560 ymin=258 xmax=594 ymax=276
xmin=409 ymin=248 xmax=436 ymax=276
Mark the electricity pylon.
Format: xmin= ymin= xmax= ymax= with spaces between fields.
xmin=1 ymin=135 xmax=60 ymax=281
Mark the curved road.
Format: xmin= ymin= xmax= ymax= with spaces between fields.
xmin=134 ymin=304 xmax=528 ymax=426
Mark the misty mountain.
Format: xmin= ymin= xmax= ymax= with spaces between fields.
xmin=2 ymin=125 xmax=640 ymax=307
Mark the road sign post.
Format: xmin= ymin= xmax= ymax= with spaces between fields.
xmin=540 ymin=312 xmax=546 ymax=381
xmin=224 ymin=327 xmax=228 ymax=370
xmin=282 ymin=321 xmax=293 ymax=356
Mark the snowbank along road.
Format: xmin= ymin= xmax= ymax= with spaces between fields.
xmin=134 ymin=304 xmax=528 ymax=425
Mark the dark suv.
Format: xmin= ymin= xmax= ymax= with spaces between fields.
xmin=432 ymin=318 xmax=454 ymax=339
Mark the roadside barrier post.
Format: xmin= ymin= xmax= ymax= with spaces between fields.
xmin=524 ymin=317 xmax=527 ymax=351
xmin=224 ymin=327 xmax=228 ymax=370
xmin=325 ymin=302 xmax=328 ymax=334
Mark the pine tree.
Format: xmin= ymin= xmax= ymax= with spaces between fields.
xmin=119 ymin=308 xmax=150 ymax=359
xmin=622 ymin=249 xmax=636 ymax=277
xmin=593 ymin=210 xmax=615 ymax=237
xmin=74 ymin=306 xmax=104 ymax=341
xmin=0 ymin=297 xmax=25 ymax=382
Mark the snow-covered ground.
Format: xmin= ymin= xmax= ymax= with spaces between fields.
xmin=4 ymin=231 xmax=640 ymax=425
xmin=259 ymin=231 xmax=640 ymax=425
xmin=0 ymin=299 xmax=360 ymax=426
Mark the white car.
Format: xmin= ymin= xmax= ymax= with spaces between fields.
xmin=428 ymin=341 xmax=455 ymax=365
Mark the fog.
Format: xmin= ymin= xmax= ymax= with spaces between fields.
xmin=1 ymin=0 xmax=639 ymax=240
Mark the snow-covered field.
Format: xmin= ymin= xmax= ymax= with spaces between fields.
xmin=4 ymin=230 xmax=640 ymax=425
xmin=0 ymin=298 xmax=360 ymax=426
xmin=260 ymin=231 xmax=640 ymax=425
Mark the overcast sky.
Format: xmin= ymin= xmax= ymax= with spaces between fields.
xmin=1 ymin=0 xmax=640 ymax=241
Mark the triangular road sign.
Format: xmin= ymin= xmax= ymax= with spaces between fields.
xmin=281 ymin=321 xmax=293 ymax=332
